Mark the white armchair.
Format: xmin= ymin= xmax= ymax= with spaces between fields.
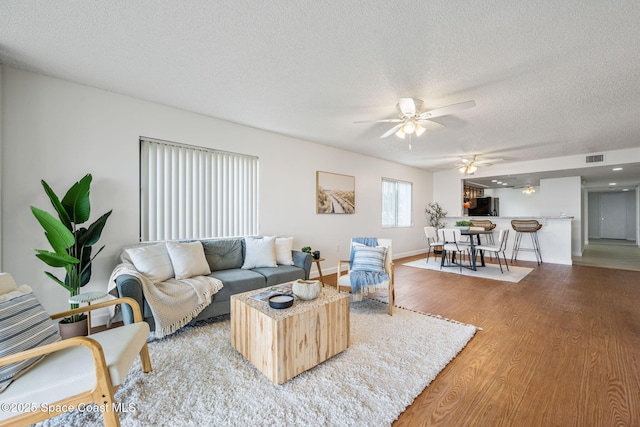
xmin=336 ymin=238 xmax=394 ymax=315
xmin=0 ymin=273 xmax=151 ymax=427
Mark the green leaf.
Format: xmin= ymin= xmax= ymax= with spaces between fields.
xmin=35 ymin=249 xmax=79 ymax=268
xmin=41 ymin=179 xmax=72 ymax=230
xmin=44 ymin=271 xmax=73 ymax=292
xmin=77 ymin=210 xmax=112 ymax=247
xmin=31 ymin=206 xmax=75 ymax=253
xmin=61 ymin=174 xmax=92 ymax=224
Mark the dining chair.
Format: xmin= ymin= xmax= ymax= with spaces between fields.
xmin=438 ymin=228 xmax=471 ymax=272
xmin=423 ymin=226 xmax=444 ymax=263
xmin=475 ymin=229 xmax=510 ymax=273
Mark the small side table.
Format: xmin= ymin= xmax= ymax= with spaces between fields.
xmin=69 ymin=291 xmax=107 ymax=334
xmin=312 ymin=257 xmax=326 ymax=286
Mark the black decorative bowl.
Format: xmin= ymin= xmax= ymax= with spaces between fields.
xmin=268 ymin=294 xmax=294 ymax=309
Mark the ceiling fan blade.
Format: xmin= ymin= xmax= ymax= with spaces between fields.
xmin=419 ymin=100 xmax=476 ymax=119
xmin=353 ymin=119 xmax=403 ymax=124
xmin=474 ymin=158 xmax=503 ymax=164
xmin=380 ymin=123 xmax=404 ymax=138
xmin=398 ymin=98 xmax=417 ymax=116
xmin=416 ymin=119 xmax=445 ymax=129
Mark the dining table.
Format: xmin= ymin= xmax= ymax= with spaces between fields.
xmin=460 ymin=229 xmax=494 ymax=271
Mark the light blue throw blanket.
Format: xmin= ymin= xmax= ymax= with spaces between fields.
xmin=349 ymin=237 xmax=390 ymax=301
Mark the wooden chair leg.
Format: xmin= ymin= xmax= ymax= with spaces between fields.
xmin=140 ymin=343 xmax=152 ymax=373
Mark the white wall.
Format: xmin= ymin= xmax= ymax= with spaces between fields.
xmin=1 ymin=67 xmax=432 ymax=317
xmin=539 ymin=176 xmax=581 ymax=255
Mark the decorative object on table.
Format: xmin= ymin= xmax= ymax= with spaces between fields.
xmin=316 ymin=171 xmax=355 ymax=214
xmin=292 ymin=279 xmax=322 ymax=300
xmin=454 ymin=220 xmax=474 ymax=231
xmin=425 ymin=202 xmax=447 ymax=230
xmin=302 ymin=246 xmax=320 ymax=259
xmin=268 ymin=294 xmax=294 ymax=309
xmin=30 ymin=174 xmax=112 ymax=333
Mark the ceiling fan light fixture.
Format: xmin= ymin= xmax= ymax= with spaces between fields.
xmin=522 ymin=186 xmax=536 ymax=195
xmin=395 ymin=129 xmax=405 ymax=139
xmin=402 ymin=121 xmax=416 ymax=134
xmin=415 ymin=124 xmax=425 ymax=136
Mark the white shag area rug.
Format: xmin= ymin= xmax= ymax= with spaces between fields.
xmin=404 ymin=257 xmax=533 ymax=283
xmin=39 ymin=299 xmax=477 ymax=427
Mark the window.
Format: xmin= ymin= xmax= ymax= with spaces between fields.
xmin=140 ymin=138 xmax=258 ymax=241
xmin=381 ymin=178 xmax=413 ymax=228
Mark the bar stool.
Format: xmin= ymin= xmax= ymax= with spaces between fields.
xmin=510 ymin=219 xmax=543 ymax=264
xmin=471 ymin=219 xmax=496 ymax=245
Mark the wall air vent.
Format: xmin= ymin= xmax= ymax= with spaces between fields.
xmin=585 ymin=154 xmax=605 ymax=163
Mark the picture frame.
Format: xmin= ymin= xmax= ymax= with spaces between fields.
xmin=316 ymin=171 xmax=355 ymax=214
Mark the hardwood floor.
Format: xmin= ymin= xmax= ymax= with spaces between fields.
xmin=322 ymin=256 xmax=640 ymax=426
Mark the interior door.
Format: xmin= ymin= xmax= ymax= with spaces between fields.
xmin=600 ymin=193 xmax=627 ymax=239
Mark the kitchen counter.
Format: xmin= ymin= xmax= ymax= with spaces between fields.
xmin=446 ymin=216 xmax=573 ymax=265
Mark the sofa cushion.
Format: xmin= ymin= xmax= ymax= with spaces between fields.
xmin=241 ymin=236 xmax=277 ymax=269
xmin=0 ymin=293 xmax=61 ymax=392
xmin=209 ymin=269 xmax=266 ymax=291
xmin=126 ymin=243 xmax=174 ymax=282
xmin=202 ymin=239 xmax=244 ymax=271
xmin=251 ymin=265 xmax=306 ymax=287
xmin=166 ymin=241 xmax=211 ymax=279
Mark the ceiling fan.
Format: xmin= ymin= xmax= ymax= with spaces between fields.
xmin=355 ymin=98 xmax=476 ymax=146
xmin=455 ymin=155 xmax=502 ymax=175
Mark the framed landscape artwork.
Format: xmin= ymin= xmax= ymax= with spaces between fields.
xmin=316 ymin=171 xmax=355 ymax=214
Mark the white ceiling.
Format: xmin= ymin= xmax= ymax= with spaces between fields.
xmin=1 ymin=1 xmax=640 ymax=187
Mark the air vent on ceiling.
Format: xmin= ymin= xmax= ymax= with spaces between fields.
xmin=585 ymin=154 xmax=605 ymax=164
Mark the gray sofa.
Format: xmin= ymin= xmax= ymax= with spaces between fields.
xmin=114 ymin=237 xmax=312 ymax=331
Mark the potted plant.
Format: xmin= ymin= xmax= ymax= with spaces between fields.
xmin=425 ymin=202 xmax=447 ymax=229
xmin=301 ymin=246 xmax=320 ymax=260
xmin=425 ymin=202 xmax=447 ymax=254
xmin=455 ymin=220 xmax=474 ymax=231
xmin=31 ymin=174 xmax=112 ymax=337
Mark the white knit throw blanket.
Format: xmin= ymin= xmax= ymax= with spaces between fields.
xmin=108 ymin=263 xmax=223 ymax=339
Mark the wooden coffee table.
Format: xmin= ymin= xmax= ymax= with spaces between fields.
xmin=230 ymin=285 xmax=350 ymax=384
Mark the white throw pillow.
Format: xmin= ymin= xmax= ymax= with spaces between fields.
xmin=242 ymin=236 xmax=277 ymax=269
xmin=275 ymin=237 xmax=294 ymax=265
xmin=166 ymin=241 xmax=212 ymax=279
xmin=125 ymin=243 xmax=175 ymax=282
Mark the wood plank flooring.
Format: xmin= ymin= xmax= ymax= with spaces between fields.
xmin=321 ymin=256 xmax=640 ymax=426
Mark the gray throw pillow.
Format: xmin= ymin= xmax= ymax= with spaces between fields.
xmin=202 ymin=238 xmax=244 ymax=271
xmin=0 ymin=293 xmax=62 ymax=392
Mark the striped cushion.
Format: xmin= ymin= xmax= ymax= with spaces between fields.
xmin=0 ymin=293 xmax=61 ymax=392
xmin=351 ymin=244 xmax=387 ymax=273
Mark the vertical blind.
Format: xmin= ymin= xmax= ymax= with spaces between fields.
xmin=381 ymin=177 xmax=413 ymax=228
xmin=140 ymin=138 xmax=258 ymax=241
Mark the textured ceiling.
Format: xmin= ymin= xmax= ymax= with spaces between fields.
xmin=1 ymin=1 xmax=639 ymax=188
